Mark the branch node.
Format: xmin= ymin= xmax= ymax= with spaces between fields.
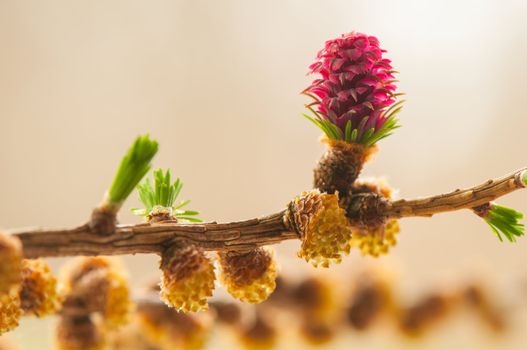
xmin=89 ymin=206 xmax=118 ymax=236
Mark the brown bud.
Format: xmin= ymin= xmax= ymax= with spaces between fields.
xmin=209 ymin=301 xmax=242 ymax=325
xmin=299 ymin=319 xmax=335 ymax=346
xmin=61 ymin=257 xmax=112 ymax=290
xmin=286 ymin=191 xmax=352 ymax=267
xmin=398 ymin=294 xmax=450 ymax=337
xmin=349 ymin=179 xmax=399 ymax=257
xmin=291 ymin=278 xmax=325 ymax=310
xmin=160 ymin=244 xmax=215 ymax=312
xmin=239 ymin=313 xmax=276 ymax=350
xmin=56 ymin=315 xmax=104 ymax=350
xmin=138 ymin=300 xmax=212 ymax=349
xmin=266 ymin=276 xmax=293 ymax=305
xmin=463 ymin=285 xmax=507 ymax=333
xmin=290 ymin=276 xmax=335 ymax=319
xmin=61 ymin=257 xmax=131 ymax=329
xmin=218 ymin=247 xmax=277 ymax=304
xmin=62 ymin=269 xmax=110 ymax=315
xmin=108 ymin=322 xmax=158 ymax=350
xmin=347 ymin=284 xmax=384 ymax=330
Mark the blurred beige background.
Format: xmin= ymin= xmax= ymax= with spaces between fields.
xmin=1 ymin=0 xmax=527 ymax=349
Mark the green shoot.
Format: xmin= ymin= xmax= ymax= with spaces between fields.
xmin=107 ymin=135 xmax=159 ymax=206
xmin=484 ymin=204 xmax=524 ymax=242
xmin=132 ymin=168 xmax=202 ymax=222
xmin=303 ymin=101 xmax=403 ymax=147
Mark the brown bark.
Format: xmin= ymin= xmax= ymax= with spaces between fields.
xmin=14 ymin=212 xmax=294 ymax=259
xmin=385 ymin=168 xmax=526 ymax=218
xmin=6 ymin=168 xmax=526 ymax=259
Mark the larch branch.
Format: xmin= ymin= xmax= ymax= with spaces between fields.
xmin=8 ymin=168 xmax=527 ymax=259
xmin=14 ymin=212 xmax=296 ymax=259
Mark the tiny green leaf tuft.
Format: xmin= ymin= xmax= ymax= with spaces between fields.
xmin=302 ymin=101 xmax=403 ymax=147
xmin=107 ymin=135 xmax=159 ymax=206
xmin=484 ymin=204 xmax=524 ymax=242
xmin=133 ymin=168 xmax=201 ymax=222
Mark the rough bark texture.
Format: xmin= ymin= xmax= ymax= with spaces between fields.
xmin=6 ymin=168 xmax=526 ymax=259
xmin=14 ymin=212 xmax=294 ymax=258
xmin=386 ymin=168 xmax=526 ymax=218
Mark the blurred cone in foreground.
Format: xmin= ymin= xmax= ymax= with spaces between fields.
xmin=0 ymin=234 xmax=22 ymax=295
xmin=56 ymin=315 xmax=104 ymax=350
xmin=0 ymin=291 xmax=21 ymax=335
xmin=61 ymin=257 xmax=132 ymax=329
xmin=20 ymin=259 xmax=61 ymax=317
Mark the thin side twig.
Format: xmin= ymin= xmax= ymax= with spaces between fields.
xmin=385 ymin=168 xmax=527 ymax=218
